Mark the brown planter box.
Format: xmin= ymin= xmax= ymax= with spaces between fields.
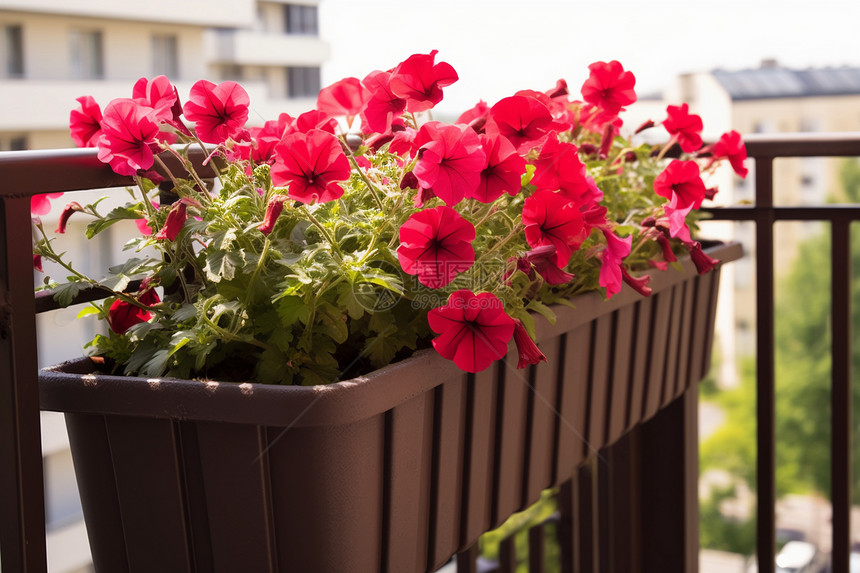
xmin=39 ymin=242 xmax=741 ymax=573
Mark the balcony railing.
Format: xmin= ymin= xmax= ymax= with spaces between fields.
xmin=1 ymin=133 xmax=859 ymax=572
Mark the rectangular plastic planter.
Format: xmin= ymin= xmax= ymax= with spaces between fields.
xmin=39 ymin=242 xmax=741 ymax=573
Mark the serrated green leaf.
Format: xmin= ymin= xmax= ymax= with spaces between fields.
xmin=363 ymin=332 xmax=398 ymax=369
xmin=276 ymin=296 xmax=310 ymax=326
xmin=52 ymin=281 xmax=90 ymax=308
xmin=317 ymin=304 xmax=348 ymax=344
xmin=204 ymin=250 xmax=244 ymax=282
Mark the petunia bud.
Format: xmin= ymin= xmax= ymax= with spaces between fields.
xmin=33 ymin=254 xmax=43 ymax=273
xmin=55 ymin=201 xmax=83 ymax=234
xmin=621 ymin=266 xmax=652 ymax=297
xmin=705 ymin=186 xmax=719 ymax=201
xmin=634 ymin=119 xmax=655 ymax=134
xmin=686 ymin=241 xmax=719 ymax=274
xmin=599 ymin=123 xmax=616 ymax=159
xmin=155 ymin=201 xmax=188 ymax=241
xmin=513 ymin=320 xmax=547 ymax=369
xmin=257 ymin=195 xmax=288 ymax=235
xmin=656 ymin=234 xmax=678 ymax=263
xmin=579 ymin=143 xmax=599 ymax=157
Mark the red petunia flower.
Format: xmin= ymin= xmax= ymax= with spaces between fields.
xmin=108 ymin=287 xmax=160 ymax=334
xmin=271 ymin=129 xmax=351 ymax=204
xmin=712 ymin=130 xmax=748 ymax=178
xmin=397 ymin=205 xmax=475 ymax=289
xmin=257 ymin=195 xmax=289 ymax=235
xmin=31 ymin=193 xmax=63 ymax=216
xmin=182 ymin=80 xmax=250 ymax=144
xmin=412 ymin=122 xmax=486 ymax=206
xmin=522 ymin=190 xmax=586 ymax=268
xmin=598 ymin=229 xmax=632 ymax=299
xmin=654 ymin=159 xmax=706 ymax=210
xmin=33 ymin=255 xmax=43 ymax=273
xmin=97 ymin=98 xmax=162 ymax=176
xmin=428 ymin=289 xmax=515 ymax=373
xmin=133 ymin=75 xmax=192 ymax=137
xmin=457 ymin=100 xmax=491 ymax=129
xmin=513 ymin=319 xmax=547 ymax=369
xmin=292 ymin=110 xmax=338 ymax=135
xmin=471 ymin=133 xmax=525 ymax=203
xmin=531 ymin=137 xmax=592 ymax=203
xmin=69 ymin=96 xmax=103 ymax=148
xmin=389 ymin=50 xmax=458 ymax=113
xmin=360 ymin=71 xmax=406 ymax=135
xmin=520 ymin=245 xmax=575 ymax=285
xmin=663 ymin=103 xmax=703 ymax=153
xmin=485 ymin=95 xmax=555 ymax=154
xmin=316 ymin=77 xmax=371 ymax=129
xmin=247 ymin=113 xmax=294 ymax=164
xmin=580 ymin=60 xmax=637 ymax=116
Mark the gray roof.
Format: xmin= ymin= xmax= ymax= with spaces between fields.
xmin=712 ymin=65 xmax=860 ymax=100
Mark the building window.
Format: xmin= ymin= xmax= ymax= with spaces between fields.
xmin=284 ymin=4 xmax=318 ymax=36
xmin=0 ymin=135 xmax=27 ymax=150
xmin=287 ymin=66 xmax=320 ymax=98
xmin=69 ymin=29 xmax=104 ymax=79
xmin=152 ymin=34 xmax=179 ymax=78
xmin=2 ymin=25 xmax=24 ymax=78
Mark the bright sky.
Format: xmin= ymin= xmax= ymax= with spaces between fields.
xmin=319 ymin=0 xmax=860 ymax=116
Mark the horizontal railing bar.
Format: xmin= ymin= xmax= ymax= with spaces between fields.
xmin=743 ymin=132 xmax=860 ymax=158
xmin=704 ymin=205 xmax=860 ymax=222
xmin=0 ymin=147 xmax=216 ymax=197
xmin=34 ymin=280 xmax=143 ymax=314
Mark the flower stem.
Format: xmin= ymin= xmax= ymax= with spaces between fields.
xmin=300 ymin=205 xmax=343 ymax=260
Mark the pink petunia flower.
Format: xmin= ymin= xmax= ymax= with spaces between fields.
xmin=182 ymin=80 xmax=250 ymax=144
xmin=397 ymin=205 xmax=475 ymax=289
xmin=531 ymin=137 xmax=592 ymax=203
xmin=389 ymin=50 xmax=459 ymax=113
xmin=470 ymin=133 xmax=526 ymax=203
xmin=598 ymin=229 xmax=632 ymax=299
xmin=654 ymin=159 xmax=706 ymax=210
xmin=360 ymin=70 xmax=407 ymax=135
xmin=711 ymin=130 xmax=749 ymax=178
xmin=69 ymin=96 xmax=103 ymax=148
xmin=580 ymin=60 xmax=637 ymax=116
xmin=412 ymin=122 xmax=486 ymax=206
xmin=96 ymin=98 xmax=162 ymax=176
xmin=428 ymin=289 xmax=515 ymax=373
xmin=522 ymin=190 xmax=586 ymax=268
xmin=663 ymin=103 xmax=703 ymax=153
xmin=271 ymin=129 xmax=351 ymax=204
xmin=485 ymin=95 xmax=556 ymax=154
xmin=31 ymin=193 xmax=64 ymax=216
xmin=316 ymin=77 xmax=371 ymax=129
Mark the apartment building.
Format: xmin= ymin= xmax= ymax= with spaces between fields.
xmin=0 ymin=2 xmax=329 ymax=571
xmin=0 ymin=0 xmax=329 ymax=150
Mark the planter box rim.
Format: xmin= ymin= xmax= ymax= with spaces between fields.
xmin=39 ymin=241 xmax=742 ymax=428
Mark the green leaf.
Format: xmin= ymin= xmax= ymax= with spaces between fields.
xmin=204 ymin=250 xmax=244 ymax=282
xmin=364 ymin=332 xmax=398 ymax=369
xmin=276 ymin=296 xmax=310 ymax=327
xmin=526 ymin=299 xmax=557 ymax=326
xmin=76 ymin=305 xmax=101 ymax=319
xmin=172 ymin=303 xmax=198 ymax=322
xmin=317 ymin=304 xmax=348 ymax=344
xmin=85 ymin=205 xmax=143 ymax=239
xmin=99 ymin=274 xmax=131 ymax=293
xmin=52 ymin=281 xmax=90 ymax=308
